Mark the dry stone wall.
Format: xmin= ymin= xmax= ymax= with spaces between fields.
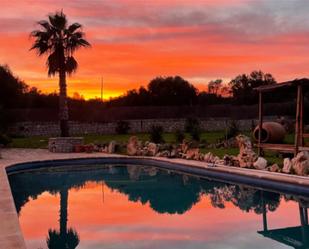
xmin=8 ymin=118 xmax=277 ymax=137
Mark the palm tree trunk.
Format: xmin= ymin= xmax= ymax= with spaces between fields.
xmin=59 ymin=188 xmax=68 ymax=238
xmin=59 ymin=67 xmax=69 ymax=137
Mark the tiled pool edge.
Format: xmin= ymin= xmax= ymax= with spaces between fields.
xmin=1 ymin=149 xmax=309 ymax=249
xmin=0 ymin=167 xmax=26 ymax=249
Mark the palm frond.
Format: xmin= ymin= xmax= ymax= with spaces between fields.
xmin=30 ymin=40 xmax=49 ymax=55
xmin=37 ymin=20 xmax=51 ymax=31
xmin=49 ymin=11 xmax=67 ymax=30
xmin=47 ymin=52 xmax=60 ymax=76
xmin=67 ymin=23 xmax=82 ymax=33
xmin=65 ymin=56 xmax=78 ymax=75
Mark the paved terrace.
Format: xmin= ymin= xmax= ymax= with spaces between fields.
xmin=1 ymin=148 xmax=309 ymax=249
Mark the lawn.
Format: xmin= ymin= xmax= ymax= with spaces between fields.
xmin=10 ymin=131 xmax=296 ymax=166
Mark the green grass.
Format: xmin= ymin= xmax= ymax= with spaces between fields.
xmin=9 ymin=131 xmax=289 ymax=165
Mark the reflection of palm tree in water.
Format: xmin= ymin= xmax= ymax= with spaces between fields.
xmin=47 ymin=188 xmax=80 ymax=249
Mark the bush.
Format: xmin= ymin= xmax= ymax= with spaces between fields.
xmin=175 ymin=129 xmax=185 ymax=143
xmin=190 ymin=126 xmax=201 ymax=141
xmin=150 ymin=125 xmax=164 ymax=143
xmin=0 ymin=134 xmax=11 ymax=147
xmin=226 ymin=120 xmax=240 ymax=139
xmin=115 ymin=120 xmax=130 ymax=134
xmin=185 ymin=117 xmax=200 ymax=133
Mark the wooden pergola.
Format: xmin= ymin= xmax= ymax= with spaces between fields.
xmin=258 ymin=195 xmax=308 ymax=248
xmin=255 ymin=78 xmax=309 ymax=156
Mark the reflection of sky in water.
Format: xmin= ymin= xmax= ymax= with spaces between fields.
xmin=8 ymin=165 xmax=306 ymax=249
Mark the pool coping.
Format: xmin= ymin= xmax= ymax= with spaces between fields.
xmin=1 ymin=148 xmax=309 ymax=249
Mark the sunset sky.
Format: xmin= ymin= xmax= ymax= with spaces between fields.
xmin=1 ymin=0 xmax=309 ymax=99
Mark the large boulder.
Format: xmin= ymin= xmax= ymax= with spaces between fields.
xmin=282 ymin=158 xmax=292 ymax=173
xmin=293 ymin=160 xmax=309 ymax=176
xmin=108 ymin=141 xmax=117 ymax=154
xmin=223 ymin=155 xmax=240 ymax=167
xmin=267 ymin=164 xmax=280 ymax=172
xmin=185 ymin=148 xmax=200 ymax=160
xmin=291 ymin=152 xmax=309 ymax=176
xmin=236 ymin=135 xmax=257 ymax=168
xmin=253 ymin=157 xmax=268 ymax=170
xmin=144 ymin=142 xmax=158 ymax=156
xmin=127 ymin=136 xmax=142 ymax=156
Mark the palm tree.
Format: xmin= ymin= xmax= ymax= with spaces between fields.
xmin=46 ymin=188 xmax=80 ymax=249
xmin=30 ymin=10 xmax=90 ymax=137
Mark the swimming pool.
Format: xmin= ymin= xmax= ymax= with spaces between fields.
xmin=8 ymin=163 xmax=309 ymax=249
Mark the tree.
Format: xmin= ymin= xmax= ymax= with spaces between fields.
xmin=30 ymin=10 xmax=90 ymax=136
xmin=208 ymin=79 xmax=222 ymax=95
xmin=229 ymin=70 xmax=276 ymax=104
xmin=0 ymin=65 xmax=27 ymax=108
xmin=147 ymin=76 xmax=198 ymax=105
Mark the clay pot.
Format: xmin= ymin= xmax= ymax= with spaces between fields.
xmin=253 ymin=122 xmax=286 ymax=143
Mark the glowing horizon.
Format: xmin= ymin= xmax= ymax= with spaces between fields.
xmin=1 ymin=0 xmax=309 ymax=99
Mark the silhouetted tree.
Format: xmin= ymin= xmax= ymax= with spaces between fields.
xmin=208 ymin=79 xmax=223 ymax=95
xmin=0 ymin=65 xmax=27 ymax=108
xmin=229 ymin=70 xmax=276 ymax=104
xmin=147 ymin=76 xmax=198 ymax=105
xmin=30 ymin=10 xmax=90 ymax=136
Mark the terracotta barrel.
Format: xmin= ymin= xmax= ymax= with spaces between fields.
xmin=253 ymin=122 xmax=286 ymax=143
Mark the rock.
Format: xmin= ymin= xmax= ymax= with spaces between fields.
xmin=285 ymin=152 xmax=309 ymax=176
xmin=155 ymin=150 xmax=170 ymax=158
xmin=186 ymin=148 xmax=200 ymax=160
xmin=145 ymin=142 xmax=158 ymax=156
xmin=236 ymin=135 xmax=257 ymax=168
xmin=282 ymin=158 xmax=292 ymax=173
xmin=293 ymin=160 xmax=309 ymax=176
xmin=253 ymin=157 xmax=267 ymax=170
xmin=204 ymin=152 xmax=215 ymax=163
xmin=108 ymin=141 xmax=117 ymax=154
xmin=180 ymin=140 xmax=190 ymax=154
xmin=127 ymin=136 xmax=141 ymax=156
xmin=223 ymin=155 xmax=239 ymax=167
xmin=169 ymin=148 xmax=177 ymax=158
xmin=267 ymin=164 xmax=280 ymax=172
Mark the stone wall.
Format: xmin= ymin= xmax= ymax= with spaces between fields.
xmin=7 ymin=118 xmax=277 ymax=137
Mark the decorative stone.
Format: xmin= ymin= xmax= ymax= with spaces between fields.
xmin=236 ymin=134 xmax=257 ymax=168
xmin=186 ymin=148 xmax=200 ymax=160
xmin=282 ymin=158 xmax=292 ymax=173
xmin=204 ymin=152 xmax=215 ymax=163
xmin=267 ymin=164 xmax=280 ymax=172
xmin=48 ymin=137 xmax=84 ymax=153
xmin=155 ymin=150 xmax=170 ymax=157
xmin=145 ymin=142 xmax=158 ymax=156
xmin=293 ymin=160 xmax=309 ymax=176
xmin=223 ymin=155 xmax=239 ymax=167
xmin=253 ymin=157 xmax=267 ymax=170
xmin=127 ymin=136 xmax=141 ymax=156
xmin=108 ymin=141 xmax=117 ymax=154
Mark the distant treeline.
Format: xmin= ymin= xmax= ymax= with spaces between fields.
xmin=0 ymin=64 xmax=308 ymax=122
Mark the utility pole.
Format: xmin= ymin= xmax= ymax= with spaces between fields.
xmin=100 ymin=77 xmax=103 ymax=102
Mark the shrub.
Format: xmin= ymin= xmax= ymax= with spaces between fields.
xmin=185 ymin=117 xmax=200 ymax=133
xmin=226 ymin=120 xmax=240 ymax=139
xmin=0 ymin=134 xmax=11 ymax=147
xmin=115 ymin=120 xmax=130 ymax=134
xmin=175 ymin=129 xmax=185 ymax=143
xmin=150 ymin=125 xmax=164 ymax=143
xmin=190 ymin=126 xmax=201 ymax=141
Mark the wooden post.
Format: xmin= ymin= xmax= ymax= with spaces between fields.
xmin=299 ymin=204 xmax=308 ymax=245
xmin=258 ymin=91 xmax=263 ymax=156
xmin=295 ymin=85 xmax=302 ymax=155
xmin=261 ymin=192 xmax=268 ymax=232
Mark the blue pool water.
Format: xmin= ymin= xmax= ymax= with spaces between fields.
xmin=8 ymin=164 xmax=309 ymax=249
